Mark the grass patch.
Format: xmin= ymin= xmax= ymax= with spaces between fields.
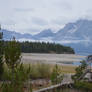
xmin=2 ymin=63 xmax=76 ymax=80
xmin=29 ymin=63 xmax=52 ymax=79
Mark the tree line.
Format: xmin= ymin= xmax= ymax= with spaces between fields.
xmin=4 ymin=41 xmax=75 ymax=54
xmin=19 ymin=41 xmax=75 ymax=54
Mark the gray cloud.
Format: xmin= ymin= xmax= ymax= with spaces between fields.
xmin=14 ymin=8 xmax=35 ymax=12
xmin=31 ymin=17 xmax=48 ymax=26
xmin=0 ymin=0 xmax=92 ymax=34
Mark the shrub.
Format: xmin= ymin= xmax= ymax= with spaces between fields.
xmin=72 ymin=60 xmax=87 ymax=81
xmin=51 ymin=64 xmax=63 ymax=84
xmin=1 ymin=64 xmax=32 ymax=92
xmin=74 ymin=81 xmax=92 ymax=92
xmin=29 ymin=63 xmax=51 ymax=79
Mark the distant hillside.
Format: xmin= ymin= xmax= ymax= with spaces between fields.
xmin=1 ymin=29 xmax=32 ymax=40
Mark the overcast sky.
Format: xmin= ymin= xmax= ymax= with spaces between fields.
xmin=0 ymin=0 xmax=92 ymax=34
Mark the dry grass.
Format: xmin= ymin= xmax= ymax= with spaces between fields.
xmin=24 ymin=63 xmax=76 ymax=75
xmin=61 ymin=65 xmax=76 ymax=73
xmin=2 ymin=62 xmax=76 ymax=81
xmin=49 ymin=64 xmax=76 ymax=73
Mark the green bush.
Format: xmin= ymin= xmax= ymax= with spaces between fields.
xmin=72 ymin=60 xmax=87 ymax=81
xmin=1 ymin=83 xmax=23 ymax=92
xmin=74 ymin=81 xmax=92 ymax=92
xmin=51 ymin=64 xmax=63 ymax=84
xmin=1 ymin=64 xmax=32 ymax=92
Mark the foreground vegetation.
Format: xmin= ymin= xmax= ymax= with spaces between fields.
xmin=74 ymin=81 xmax=92 ymax=92
xmin=72 ymin=60 xmax=92 ymax=92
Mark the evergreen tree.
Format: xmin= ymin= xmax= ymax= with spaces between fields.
xmin=4 ymin=37 xmax=21 ymax=72
xmin=0 ymin=25 xmax=4 ymax=79
xmin=4 ymin=37 xmax=32 ymax=92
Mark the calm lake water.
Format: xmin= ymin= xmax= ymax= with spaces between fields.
xmin=73 ymin=61 xmax=81 ymax=66
xmin=73 ymin=61 xmax=92 ymax=66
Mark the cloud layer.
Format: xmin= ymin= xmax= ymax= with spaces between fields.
xmin=0 ymin=0 xmax=92 ymax=34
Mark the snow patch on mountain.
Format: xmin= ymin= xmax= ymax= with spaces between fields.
xmin=68 ymin=25 xmax=78 ymax=34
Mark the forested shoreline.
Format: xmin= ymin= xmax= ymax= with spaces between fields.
xmin=19 ymin=41 xmax=75 ymax=54
xmin=5 ymin=41 xmax=75 ymax=54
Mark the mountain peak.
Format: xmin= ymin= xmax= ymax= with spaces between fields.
xmin=37 ymin=29 xmax=53 ymax=34
xmin=33 ymin=29 xmax=55 ymax=39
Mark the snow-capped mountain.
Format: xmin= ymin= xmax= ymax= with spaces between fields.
xmin=1 ymin=19 xmax=92 ymax=55
xmin=53 ymin=19 xmax=92 ymax=41
xmin=53 ymin=19 xmax=92 ymax=55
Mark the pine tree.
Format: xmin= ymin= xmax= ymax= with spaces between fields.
xmin=4 ymin=38 xmax=32 ymax=92
xmin=4 ymin=37 xmax=21 ymax=71
xmin=0 ymin=25 xmax=4 ymax=79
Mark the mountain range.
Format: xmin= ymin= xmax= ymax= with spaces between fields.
xmin=1 ymin=19 xmax=92 ymax=55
